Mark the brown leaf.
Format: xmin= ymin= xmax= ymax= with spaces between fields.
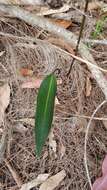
xmin=85 ymin=77 xmax=92 ymax=97
xmin=19 ymin=68 xmax=33 ymax=77
xmin=39 ymin=170 xmax=66 ymax=190
xmin=48 ymin=18 xmax=72 ymax=29
xmin=0 ymin=83 xmax=10 ymax=125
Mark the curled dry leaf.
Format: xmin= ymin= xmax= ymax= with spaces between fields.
xmin=92 ymin=155 xmax=107 ymax=190
xmin=60 ymin=142 xmax=66 ymax=159
xmin=39 ymin=170 xmax=66 ymax=190
xmin=20 ymin=173 xmax=50 ymax=190
xmin=85 ymin=77 xmax=92 ymax=97
xmin=0 ymin=83 xmax=10 ymax=125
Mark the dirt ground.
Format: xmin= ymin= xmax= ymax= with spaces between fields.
xmin=0 ymin=0 xmax=107 ymax=190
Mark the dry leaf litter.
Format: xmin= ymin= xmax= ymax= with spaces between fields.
xmin=0 ymin=0 xmax=107 ymax=189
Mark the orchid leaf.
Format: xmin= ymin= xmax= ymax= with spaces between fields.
xmin=35 ymin=74 xmax=57 ymax=157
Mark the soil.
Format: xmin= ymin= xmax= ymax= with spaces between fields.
xmin=0 ymin=0 xmax=107 ymax=190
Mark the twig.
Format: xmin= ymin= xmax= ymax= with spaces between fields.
xmin=84 ymin=100 xmax=107 ymax=189
xmin=67 ymin=0 xmax=89 ymax=76
xmin=84 ymin=39 xmax=107 ymax=45
xmin=0 ymin=5 xmax=107 ymax=100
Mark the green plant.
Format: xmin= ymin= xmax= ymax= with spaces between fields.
xmin=35 ymin=74 xmax=57 ymax=157
xmin=91 ymin=16 xmax=107 ymax=39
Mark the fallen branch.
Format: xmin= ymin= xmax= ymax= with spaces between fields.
xmin=0 ymin=5 xmax=107 ymax=99
xmin=84 ymin=39 xmax=107 ymax=46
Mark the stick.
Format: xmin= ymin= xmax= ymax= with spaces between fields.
xmin=67 ymin=0 xmax=89 ymax=76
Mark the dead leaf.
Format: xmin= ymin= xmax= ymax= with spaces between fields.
xmin=48 ymin=129 xmax=57 ymax=157
xmin=85 ymin=77 xmax=92 ymax=97
xmin=0 ymin=51 xmax=5 ymax=57
xmin=48 ymin=18 xmax=72 ymax=29
xmin=0 ymin=83 xmax=10 ymax=125
xmin=60 ymin=142 xmax=66 ymax=159
xmin=19 ymin=68 xmax=33 ymax=77
xmin=39 ymin=170 xmax=66 ymax=190
xmin=20 ymin=173 xmax=50 ymax=190
xmin=37 ymin=4 xmax=70 ymax=16
xmin=21 ymin=77 xmax=62 ymax=89
xmin=21 ymin=78 xmax=42 ymax=89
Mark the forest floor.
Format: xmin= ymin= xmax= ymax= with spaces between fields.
xmin=0 ymin=0 xmax=107 ymax=189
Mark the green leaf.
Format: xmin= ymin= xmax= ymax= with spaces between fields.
xmin=35 ymin=74 xmax=57 ymax=157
